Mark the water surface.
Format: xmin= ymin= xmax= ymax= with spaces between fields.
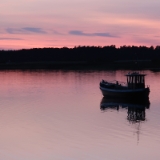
xmin=0 ymin=70 xmax=160 ymax=160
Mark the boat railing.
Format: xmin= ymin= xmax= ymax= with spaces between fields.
xmin=146 ymin=85 xmax=150 ymax=88
xmin=101 ymin=80 xmax=127 ymax=87
xmin=117 ymin=81 xmax=127 ymax=87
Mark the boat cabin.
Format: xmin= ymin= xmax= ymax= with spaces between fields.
xmin=126 ymin=72 xmax=146 ymax=89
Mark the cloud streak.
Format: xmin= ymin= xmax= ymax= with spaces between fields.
xmin=69 ymin=30 xmax=117 ymax=37
xmin=6 ymin=27 xmax=47 ymax=34
xmin=0 ymin=37 xmax=23 ymax=40
xmin=22 ymin=27 xmax=46 ymax=33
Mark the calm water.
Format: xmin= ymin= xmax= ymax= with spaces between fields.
xmin=0 ymin=70 xmax=160 ymax=160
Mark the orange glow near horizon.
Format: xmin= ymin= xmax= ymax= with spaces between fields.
xmin=1 ymin=31 xmax=159 ymax=50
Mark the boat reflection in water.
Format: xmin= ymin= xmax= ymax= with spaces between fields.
xmin=100 ymin=97 xmax=150 ymax=122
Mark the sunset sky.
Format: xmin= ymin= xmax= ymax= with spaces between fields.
xmin=1 ymin=0 xmax=160 ymax=50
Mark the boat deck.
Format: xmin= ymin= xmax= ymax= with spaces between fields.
xmin=100 ymin=80 xmax=128 ymax=90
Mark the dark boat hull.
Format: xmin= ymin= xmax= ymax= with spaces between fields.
xmin=100 ymin=86 xmax=150 ymax=100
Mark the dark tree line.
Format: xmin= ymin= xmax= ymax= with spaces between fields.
xmin=0 ymin=45 xmax=160 ymax=69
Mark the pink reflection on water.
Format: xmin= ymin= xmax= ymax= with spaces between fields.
xmin=0 ymin=70 xmax=159 ymax=159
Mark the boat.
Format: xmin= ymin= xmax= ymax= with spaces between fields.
xmin=99 ymin=72 xmax=150 ymax=100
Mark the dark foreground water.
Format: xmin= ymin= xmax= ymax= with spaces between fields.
xmin=0 ymin=70 xmax=159 ymax=160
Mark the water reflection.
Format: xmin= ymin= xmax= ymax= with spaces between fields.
xmin=100 ymin=97 xmax=150 ymax=123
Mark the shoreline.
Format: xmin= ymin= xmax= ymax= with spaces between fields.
xmin=0 ymin=61 xmax=159 ymax=70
